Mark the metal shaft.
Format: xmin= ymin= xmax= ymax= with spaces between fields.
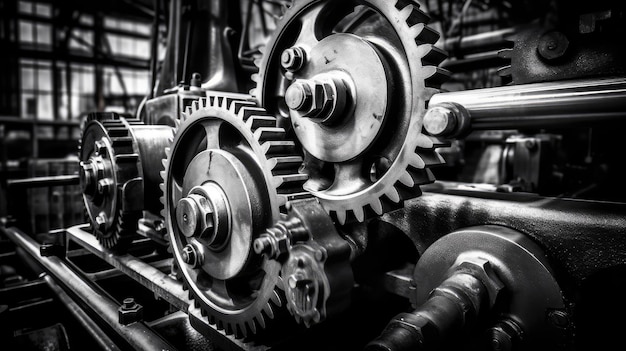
xmin=2 ymin=227 xmax=177 ymax=351
xmin=426 ymin=77 xmax=626 ymax=137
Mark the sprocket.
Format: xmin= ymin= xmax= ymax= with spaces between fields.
xmin=252 ymin=0 xmax=449 ymax=224
xmin=160 ymin=95 xmax=310 ymax=338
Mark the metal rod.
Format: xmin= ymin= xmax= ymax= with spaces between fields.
xmin=65 ymin=224 xmax=189 ymax=311
xmin=444 ymin=27 xmax=514 ymax=55
xmin=42 ymin=274 xmax=122 ymax=351
xmin=7 ymin=175 xmax=79 ymax=189
xmin=2 ymin=226 xmax=178 ymax=351
xmin=425 ymin=77 xmax=626 ymax=137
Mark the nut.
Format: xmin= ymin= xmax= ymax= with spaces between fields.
xmin=118 ymin=297 xmax=144 ymax=325
xmin=454 ymin=256 xmax=504 ymax=308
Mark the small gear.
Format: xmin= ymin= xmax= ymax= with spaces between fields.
xmin=161 ymin=95 xmax=310 ymax=337
xmin=78 ymin=113 xmax=144 ymax=250
xmin=253 ymin=0 xmax=449 ymax=224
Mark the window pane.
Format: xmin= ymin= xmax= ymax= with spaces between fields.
xmin=36 ymin=23 xmax=52 ymax=45
xmin=19 ymin=20 xmax=34 ymax=43
xmin=37 ymin=93 xmax=53 ymax=120
xmin=35 ymin=3 xmax=51 ymax=17
xmin=21 ymin=66 xmax=35 ymax=90
xmin=18 ymin=1 xmax=33 ymax=14
xmin=38 ymin=68 xmax=52 ymax=92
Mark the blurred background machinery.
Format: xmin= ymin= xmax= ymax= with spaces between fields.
xmin=1 ymin=0 xmax=625 ymax=350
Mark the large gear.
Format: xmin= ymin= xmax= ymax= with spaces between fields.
xmin=160 ymin=95 xmax=310 ymax=338
xmin=252 ymin=0 xmax=449 ymax=224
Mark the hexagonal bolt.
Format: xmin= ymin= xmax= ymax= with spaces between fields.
xmin=118 ymin=297 xmax=143 ymax=325
xmin=97 ymin=178 xmax=113 ymax=196
xmin=423 ymin=105 xmax=459 ymax=137
xmin=95 ymin=213 xmax=107 ymax=232
xmin=454 ymin=257 xmax=505 ymax=308
xmin=94 ymin=139 xmax=107 ymax=156
xmin=181 ymin=244 xmax=201 ymax=268
xmin=285 ymin=81 xmax=313 ymax=111
xmin=254 ymin=218 xmax=307 ymax=260
xmin=281 ymin=46 xmax=306 ymax=72
xmin=284 ymin=78 xmax=348 ymax=125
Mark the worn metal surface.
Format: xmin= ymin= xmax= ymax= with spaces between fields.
xmin=379 ymin=183 xmax=626 ymax=286
xmin=3 ymin=226 xmax=178 ymax=351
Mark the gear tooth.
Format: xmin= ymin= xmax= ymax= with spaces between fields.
xmin=255 ymin=315 xmax=266 ymax=329
xmin=249 ymin=88 xmax=257 ymax=98
xmin=398 ymin=170 xmax=415 ymax=188
xmin=240 ymin=106 xmax=267 ymax=122
xmin=385 ymin=187 xmax=401 ymax=203
xmin=424 ymin=66 xmax=451 ymax=89
xmin=353 ymin=207 xmax=365 ymax=222
xmin=416 ymin=133 xmax=434 ymax=149
xmin=498 ymin=48 xmax=512 ymax=59
xmin=369 ymin=199 xmax=384 ymax=215
xmin=397 ymin=3 xmax=415 ymax=21
xmin=208 ymin=315 xmax=216 ymax=324
xmin=248 ymin=116 xmax=276 ymax=131
xmin=498 ymin=65 xmax=512 ymax=77
xmin=270 ymin=289 xmax=281 ymax=306
xmin=254 ymin=127 xmax=285 ymax=143
xmin=335 ymin=210 xmax=347 ymax=225
xmin=262 ymin=303 xmax=275 ymax=320
xmin=408 ymin=153 xmax=426 ymax=169
xmin=420 ymin=45 xmax=448 ymax=66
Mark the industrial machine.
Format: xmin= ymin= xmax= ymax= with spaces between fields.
xmin=2 ymin=0 xmax=625 ymax=350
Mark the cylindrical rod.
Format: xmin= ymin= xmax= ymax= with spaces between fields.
xmin=425 ymin=77 xmax=626 ymax=137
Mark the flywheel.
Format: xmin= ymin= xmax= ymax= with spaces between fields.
xmin=161 ymin=95 xmax=309 ymax=337
xmin=253 ymin=0 xmax=449 ymax=224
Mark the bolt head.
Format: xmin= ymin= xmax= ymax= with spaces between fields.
xmin=424 ymin=105 xmax=457 ymax=137
xmin=285 ymin=82 xmax=312 ymax=111
xmin=97 ymin=178 xmax=112 ymax=195
xmin=281 ymin=47 xmax=305 ymax=71
xmin=94 ymin=140 xmax=107 ymax=155
xmin=95 ymin=213 xmax=107 ymax=231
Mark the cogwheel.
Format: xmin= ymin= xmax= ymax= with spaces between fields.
xmin=160 ymin=95 xmax=310 ymax=338
xmin=252 ymin=0 xmax=449 ymax=224
xmin=78 ymin=113 xmax=144 ymax=250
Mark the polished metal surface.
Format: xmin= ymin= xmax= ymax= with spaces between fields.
xmin=427 ymin=76 xmax=626 ymax=137
xmin=161 ymin=96 xmax=309 ymax=337
xmin=253 ymin=0 xmax=448 ymax=224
